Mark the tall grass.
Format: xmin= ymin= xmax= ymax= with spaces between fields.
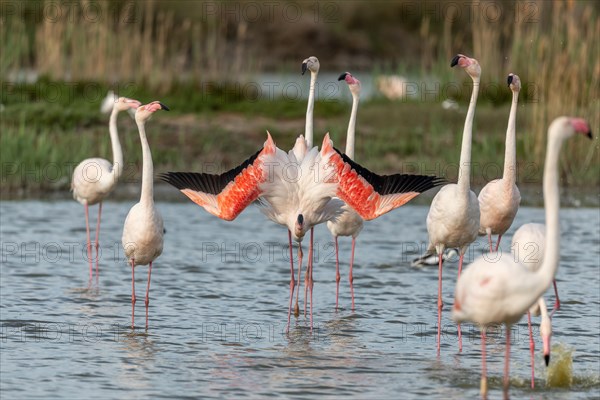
xmin=2 ymin=0 xmax=256 ymax=91
xmin=425 ymin=0 xmax=598 ymax=186
xmin=1 ymin=0 xmax=597 ymax=190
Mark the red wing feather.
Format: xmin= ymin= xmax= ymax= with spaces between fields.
xmin=321 ymin=134 xmax=445 ymax=220
xmin=160 ymin=133 xmax=276 ymax=221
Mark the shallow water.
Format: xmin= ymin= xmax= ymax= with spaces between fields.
xmin=1 ymin=200 xmax=599 ymax=399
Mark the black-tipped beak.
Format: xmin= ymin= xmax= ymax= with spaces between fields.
xmin=338 ymin=72 xmax=348 ymax=81
xmin=450 ymin=55 xmax=460 ymax=67
xmin=586 ymin=130 xmax=593 ymax=139
xmin=297 ymin=214 xmax=304 ymax=225
xmin=544 ymin=354 xmax=550 ymax=366
xmin=301 ymin=62 xmax=308 ymax=75
xmin=507 ymin=75 xmax=513 ymax=86
xmin=159 ymin=102 xmax=170 ymax=111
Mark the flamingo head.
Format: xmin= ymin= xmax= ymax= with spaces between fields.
xmin=451 ymin=54 xmax=481 ymax=79
xmin=338 ymin=72 xmax=361 ymax=97
xmin=302 ymin=56 xmax=320 ymax=75
xmin=115 ymin=97 xmax=142 ymax=112
xmin=135 ymin=101 xmax=170 ymax=124
xmin=550 ymin=116 xmax=593 ymax=140
xmin=294 ymin=214 xmax=306 ymax=239
xmin=540 ymin=313 xmax=552 ymax=366
xmin=507 ymin=73 xmax=521 ymax=92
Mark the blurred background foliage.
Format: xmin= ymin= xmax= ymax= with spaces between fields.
xmin=0 ymin=0 xmax=598 ymax=194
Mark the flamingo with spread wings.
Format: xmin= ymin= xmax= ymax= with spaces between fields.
xmin=161 ymin=134 xmax=443 ymax=331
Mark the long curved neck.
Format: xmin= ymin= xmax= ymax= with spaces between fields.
xmin=534 ymin=131 xmax=563 ymax=297
xmin=136 ymin=121 xmax=154 ymax=205
xmin=503 ymin=90 xmax=519 ymax=188
xmin=345 ymin=92 xmax=359 ymax=160
xmin=457 ymin=76 xmax=479 ymax=194
xmin=109 ymin=107 xmax=124 ymax=180
xmin=538 ymin=297 xmax=548 ymax=320
xmin=305 ymin=71 xmax=317 ymax=148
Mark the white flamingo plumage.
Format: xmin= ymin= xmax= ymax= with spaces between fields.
xmin=327 ymin=71 xmax=364 ymax=310
xmin=122 ymin=101 xmax=169 ymax=330
xmin=511 ymin=222 xmax=558 ymax=388
xmin=161 ymin=134 xmax=443 ymax=332
xmin=452 ymin=116 xmax=592 ymax=397
xmin=296 ymin=55 xmax=320 ymax=317
xmin=425 ymin=54 xmax=481 ymax=354
xmin=478 ymin=73 xmax=522 ymax=252
xmin=71 ymin=96 xmax=140 ymax=285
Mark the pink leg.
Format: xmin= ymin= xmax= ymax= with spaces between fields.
xmin=94 ymin=202 xmax=102 ymax=285
xmin=481 ymin=329 xmax=488 ymax=397
xmin=488 ymin=232 xmax=493 ymax=253
xmin=145 ymin=262 xmax=152 ymax=330
xmin=551 ymin=279 xmax=561 ymax=316
xmin=495 ymin=234 xmax=502 ymax=253
xmin=131 ymin=258 xmax=136 ymax=329
xmin=304 ymin=228 xmax=314 ymax=317
xmin=308 ymin=228 xmax=314 ymax=330
xmin=504 ymin=326 xmax=512 ymax=396
xmin=294 ymin=244 xmax=302 ymax=317
xmin=527 ymin=311 xmax=535 ymax=388
xmin=84 ymin=204 xmax=93 ymax=286
xmin=334 ymin=236 xmax=340 ymax=310
xmin=457 ymin=253 xmax=464 ymax=352
xmin=436 ymin=252 xmax=443 ymax=356
xmin=286 ymin=231 xmax=296 ymax=333
xmin=349 ymin=237 xmax=356 ymax=311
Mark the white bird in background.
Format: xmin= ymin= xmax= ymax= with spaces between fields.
xmin=71 ymin=96 xmax=140 ymax=286
xmin=297 ymin=55 xmax=320 ymax=317
xmin=122 ymin=101 xmax=169 ymax=331
xmin=327 ymin=71 xmax=364 ymax=310
xmin=478 ymin=73 xmax=522 ymax=252
xmin=162 ymin=133 xmax=443 ymax=332
xmin=452 ymin=116 xmax=592 ymax=397
xmin=425 ymin=54 xmax=481 ymax=354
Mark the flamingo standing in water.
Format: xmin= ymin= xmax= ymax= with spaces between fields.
xmin=297 ymin=55 xmax=320 ymax=317
xmin=122 ymin=101 xmax=169 ymax=330
xmin=72 ymin=96 xmax=141 ymax=285
xmin=452 ymin=116 xmax=592 ymax=397
xmin=327 ymin=72 xmax=364 ymax=310
xmin=161 ymin=133 xmax=443 ymax=332
xmin=478 ymin=73 xmax=522 ymax=252
xmin=425 ymin=54 xmax=481 ymax=354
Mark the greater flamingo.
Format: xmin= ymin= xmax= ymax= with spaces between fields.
xmin=71 ymin=96 xmax=140 ymax=285
xmin=452 ymin=116 xmax=592 ymax=397
xmin=297 ymin=55 xmax=320 ymax=317
xmin=425 ymin=54 xmax=481 ymax=354
xmin=326 ymin=71 xmax=364 ymax=310
xmin=162 ymin=133 xmax=443 ymax=332
xmin=122 ymin=101 xmax=169 ymax=330
xmin=478 ymin=73 xmax=522 ymax=252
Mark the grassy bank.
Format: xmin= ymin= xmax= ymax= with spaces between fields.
xmin=1 ymin=80 xmax=597 ymax=198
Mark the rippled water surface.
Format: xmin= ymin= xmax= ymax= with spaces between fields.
xmin=1 ymin=201 xmax=599 ymax=399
